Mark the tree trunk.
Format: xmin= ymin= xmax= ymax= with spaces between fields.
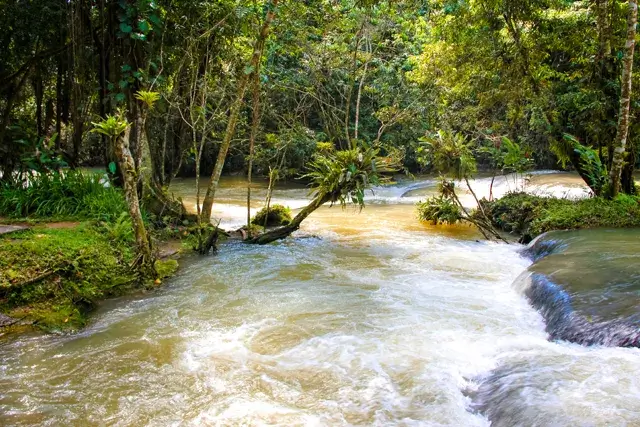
xmin=247 ymin=73 xmax=262 ymax=232
xmin=44 ymin=99 xmax=54 ymax=137
xmin=354 ymin=37 xmax=370 ymax=142
xmin=609 ymin=0 xmax=637 ymax=198
xmin=201 ymin=0 xmax=278 ymax=221
xmin=113 ymin=127 xmax=154 ymax=274
xmin=33 ymin=67 xmax=44 ymax=137
xmin=0 ymin=68 xmax=31 ymax=156
xmin=247 ymin=192 xmax=331 ymax=245
xmin=137 ymin=104 xmax=187 ymax=219
xmin=262 ymin=168 xmax=277 ymax=230
xmin=71 ymin=109 xmax=84 ymax=167
xmin=621 ymin=141 xmax=637 ymax=194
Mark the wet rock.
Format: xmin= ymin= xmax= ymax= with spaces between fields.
xmin=0 ymin=224 xmax=29 ymax=235
xmin=0 ymin=313 xmax=19 ymax=327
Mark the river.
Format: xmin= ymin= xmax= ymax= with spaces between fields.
xmin=0 ymin=172 xmax=638 ymax=426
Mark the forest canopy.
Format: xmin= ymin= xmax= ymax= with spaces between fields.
xmin=1 ymin=0 xmax=637 ymax=187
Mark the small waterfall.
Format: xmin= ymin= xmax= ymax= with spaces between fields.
xmin=518 ymin=272 xmax=640 ymax=347
xmin=470 ymin=229 xmax=640 ymax=426
xmin=512 ymin=230 xmax=640 ymax=348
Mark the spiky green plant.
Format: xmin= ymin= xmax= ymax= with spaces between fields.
xmin=303 ymin=146 xmax=399 ymax=208
xmin=134 ymin=90 xmax=161 ymax=109
xmin=418 ymin=130 xmax=477 ymax=180
xmin=91 ymin=114 xmax=129 ymax=138
xmin=417 ymin=195 xmax=463 ymax=225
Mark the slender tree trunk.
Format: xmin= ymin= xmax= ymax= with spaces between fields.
xmin=247 ymin=73 xmax=262 ymax=233
xmin=201 ymin=0 xmax=278 ymax=221
xmin=136 ymin=107 xmax=151 ymax=195
xmin=0 ymin=69 xmax=31 ymax=153
xmin=56 ymin=59 xmax=63 ymax=146
xmin=262 ymin=167 xmax=277 ymax=230
xmin=621 ymin=142 xmax=637 ymax=194
xmin=71 ymin=116 xmax=84 ymax=167
xmin=609 ymin=0 xmax=637 ymax=198
xmin=161 ymin=108 xmax=171 ymax=186
xmin=33 ymin=67 xmax=44 ymax=137
xmin=354 ymin=37 xmax=370 ymax=142
xmin=343 ymin=21 xmax=366 ymax=149
xmin=113 ymin=127 xmax=154 ymax=273
xmin=44 ymin=99 xmax=54 ymax=137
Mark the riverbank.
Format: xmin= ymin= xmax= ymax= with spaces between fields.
xmin=0 ymin=222 xmax=180 ymax=334
xmin=481 ymin=192 xmax=640 ymax=243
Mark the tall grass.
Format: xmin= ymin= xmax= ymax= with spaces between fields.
xmin=0 ymin=170 xmax=128 ymax=221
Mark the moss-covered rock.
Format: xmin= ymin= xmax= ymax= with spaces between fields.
xmin=155 ymin=259 xmax=179 ymax=279
xmin=480 ymin=192 xmax=640 ymax=243
xmin=251 ymin=204 xmax=292 ymax=227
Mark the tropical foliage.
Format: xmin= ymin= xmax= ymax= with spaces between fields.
xmin=0 ymin=171 xmax=127 ymax=221
xmin=305 ymin=147 xmax=398 ymax=208
xmin=1 ymin=0 xmax=639 ymax=249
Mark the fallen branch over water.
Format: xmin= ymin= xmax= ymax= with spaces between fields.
xmin=246 ymin=193 xmax=331 ymax=245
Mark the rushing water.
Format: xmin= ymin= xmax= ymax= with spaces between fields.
xmin=1 ymin=172 xmax=639 ymax=426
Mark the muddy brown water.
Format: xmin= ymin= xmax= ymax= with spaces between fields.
xmin=0 ymin=172 xmax=638 ymax=426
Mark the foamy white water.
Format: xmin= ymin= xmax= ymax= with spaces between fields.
xmin=0 ymin=173 xmax=637 ymax=426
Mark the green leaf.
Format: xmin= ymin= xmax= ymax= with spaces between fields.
xmin=244 ymin=65 xmax=255 ymax=75
xmin=108 ymin=162 xmax=117 ymax=175
xmin=149 ymin=14 xmax=161 ymax=26
xmin=138 ymin=20 xmax=150 ymax=33
xmin=119 ymin=23 xmax=133 ymax=34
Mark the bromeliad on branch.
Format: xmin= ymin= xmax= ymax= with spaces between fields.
xmin=247 ymin=146 xmax=399 ymax=244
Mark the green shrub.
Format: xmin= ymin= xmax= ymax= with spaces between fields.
xmin=417 ymin=196 xmax=463 ymax=225
xmin=481 ymin=192 xmax=640 ymax=242
xmin=0 ymin=170 xmax=128 ymax=221
xmin=251 ymin=204 xmax=292 ymax=227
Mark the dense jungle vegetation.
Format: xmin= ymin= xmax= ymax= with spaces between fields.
xmin=1 ymin=0 xmax=640 ymax=329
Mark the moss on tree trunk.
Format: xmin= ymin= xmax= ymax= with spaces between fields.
xmin=114 ymin=128 xmax=154 ymax=273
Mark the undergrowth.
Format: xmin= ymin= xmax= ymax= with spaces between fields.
xmin=481 ymin=192 xmax=640 ymax=242
xmin=0 ymin=170 xmax=128 ymax=221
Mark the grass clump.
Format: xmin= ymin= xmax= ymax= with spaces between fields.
xmin=0 ymin=170 xmax=128 ymax=221
xmin=251 ymin=204 xmax=292 ymax=227
xmin=0 ymin=224 xmax=139 ymax=332
xmin=481 ymin=192 xmax=640 ymax=242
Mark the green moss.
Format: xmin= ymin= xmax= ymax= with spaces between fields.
xmin=481 ymin=192 xmax=640 ymax=242
xmin=0 ymin=223 xmax=139 ymax=332
xmin=155 ymin=259 xmax=178 ymax=279
xmin=251 ymin=204 xmax=292 ymax=227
